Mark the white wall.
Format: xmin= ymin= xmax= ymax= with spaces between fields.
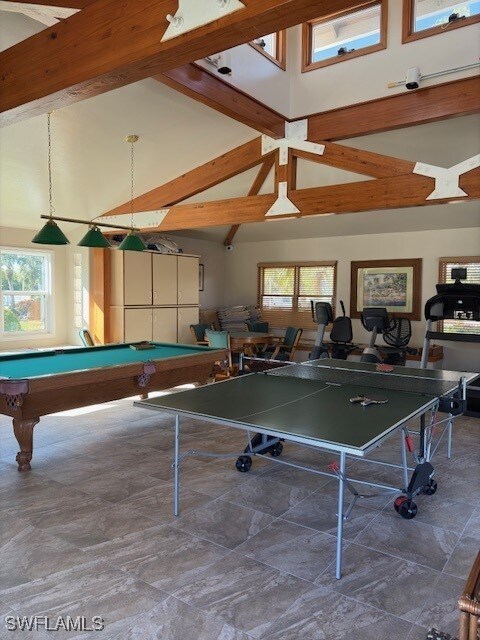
xmin=0 ymin=225 xmax=68 ymax=350
xmin=196 ymin=43 xmax=290 ymax=116
xmin=217 ymin=5 xmax=479 ymax=118
xmin=223 ymin=227 xmax=480 ymax=372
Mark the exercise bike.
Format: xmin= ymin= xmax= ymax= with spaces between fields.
xmin=360 ymin=307 xmax=412 ymax=365
xmin=310 ymin=301 xmax=356 ymax=360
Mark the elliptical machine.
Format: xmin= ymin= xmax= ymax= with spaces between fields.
xmin=360 ymin=308 xmax=412 ymax=365
xmin=309 ymin=301 xmax=332 ymax=360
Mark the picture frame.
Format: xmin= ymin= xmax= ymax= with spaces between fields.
xmin=199 ymin=263 xmax=204 ymax=292
xmin=350 ymin=259 xmax=422 ymax=320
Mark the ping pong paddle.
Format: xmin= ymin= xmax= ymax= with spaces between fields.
xmin=376 ymin=364 xmax=394 ymax=372
xmin=350 ymin=395 xmax=388 ymax=406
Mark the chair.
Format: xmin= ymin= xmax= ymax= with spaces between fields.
xmin=190 ymin=323 xmax=211 ymax=345
xmin=79 ymin=329 xmax=95 ymax=347
xmin=246 ymin=321 xmax=269 ymax=333
xmin=205 ymin=329 xmax=239 ymax=378
xmin=458 ymin=551 xmax=480 ymax=640
xmin=260 ymin=326 xmax=302 ymax=362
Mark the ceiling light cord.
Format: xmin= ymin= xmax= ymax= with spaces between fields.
xmin=47 ymin=112 xmax=54 ymax=218
xmin=130 ymin=137 xmax=135 ymax=228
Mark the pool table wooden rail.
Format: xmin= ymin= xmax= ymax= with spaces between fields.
xmin=0 ymin=348 xmax=225 ymax=472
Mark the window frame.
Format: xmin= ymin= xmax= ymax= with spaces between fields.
xmin=258 ymin=261 xmax=337 ymax=330
xmin=302 ymin=0 xmax=387 ymax=73
xmin=0 ymin=246 xmax=54 ymax=340
xmin=402 ymin=0 xmax=480 ymax=44
xmin=249 ymin=31 xmax=286 ymax=70
xmin=437 ymin=255 xmax=480 ymax=334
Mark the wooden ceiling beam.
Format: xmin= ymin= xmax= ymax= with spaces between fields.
xmin=1 ymin=0 xmax=361 ymax=127
xmin=101 ymin=137 xmax=271 ymax=217
xmin=223 ymin=152 xmax=276 ymax=245
xmin=156 ymin=64 xmax=285 ymax=139
xmin=151 ymin=168 xmax=480 ymax=231
xmin=1 ymin=0 xmax=93 ymax=7
xmin=0 ymin=1 xmax=83 ymax=24
xmin=293 ymin=142 xmax=415 ymax=178
xmin=306 ymin=76 xmax=480 ymax=141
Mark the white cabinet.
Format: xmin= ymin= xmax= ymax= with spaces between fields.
xmin=177 ymin=307 xmax=199 ymax=344
xmin=108 ymin=251 xmax=199 ymax=344
xmin=153 ymin=307 xmax=178 ymax=342
xmin=178 ymin=256 xmax=199 ymax=305
xmin=125 ymin=308 xmax=153 ymax=342
xmin=152 ymin=254 xmax=177 ymax=305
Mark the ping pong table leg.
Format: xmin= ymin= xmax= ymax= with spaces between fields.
xmin=174 ymin=414 xmax=180 ymax=516
xmin=335 ymin=451 xmax=346 ymax=580
xmin=401 ymin=429 xmax=409 ymax=492
xmin=447 ymin=417 xmax=453 ymax=458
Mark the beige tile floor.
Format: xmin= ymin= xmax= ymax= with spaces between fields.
xmin=0 ymin=392 xmax=478 ymax=639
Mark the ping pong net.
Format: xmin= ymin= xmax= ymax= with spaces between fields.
xmin=266 ymin=362 xmax=460 ymax=398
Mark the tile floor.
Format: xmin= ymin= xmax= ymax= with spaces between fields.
xmin=0 ymin=392 xmax=478 ymax=639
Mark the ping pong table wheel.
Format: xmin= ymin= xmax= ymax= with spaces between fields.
xmin=394 ymin=496 xmax=418 ymax=519
xmin=235 ymin=455 xmax=252 ymax=473
xmin=269 ymin=442 xmax=283 ymax=457
xmin=422 ymin=479 xmax=437 ymax=495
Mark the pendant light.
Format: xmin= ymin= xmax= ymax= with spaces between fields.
xmin=78 ymin=225 xmax=112 ymax=248
xmin=118 ymin=135 xmax=146 ymax=252
xmin=32 ymin=112 xmax=70 ymax=245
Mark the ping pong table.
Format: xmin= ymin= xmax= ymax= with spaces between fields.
xmin=134 ymin=359 xmax=477 ymax=579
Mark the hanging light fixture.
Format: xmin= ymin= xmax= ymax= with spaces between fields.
xmin=32 ymin=112 xmax=70 ymax=245
xmin=78 ymin=225 xmax=112 ymax=248
xmin=31 ymin=119 xmax=142 ymax=249
xmin=118 ymin=135 xmax=146 ymax=252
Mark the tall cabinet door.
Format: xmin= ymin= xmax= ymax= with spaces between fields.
xmin=124 ymin=252 xmax=152 ymax=306
xmin=178 ymin=256 xmax=199 ymax=305
xmin=152 ymin=254 xmax=177 ymax=305
xmin=177 ymin=307 xmax=199 ymax=344
xmin=152 ymin=308 xmax=177 ymax=343
xmin=124 ymin=308 xmax=153 ymax=342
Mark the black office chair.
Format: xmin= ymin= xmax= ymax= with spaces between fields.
xmin=382 ymin=317 xmax=412 ymax=365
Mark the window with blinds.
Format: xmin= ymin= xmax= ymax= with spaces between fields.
xmin=438 ymin=257 xmax=480 ymax=335
xmin=258 ymin=262 xmax=337 ymax=329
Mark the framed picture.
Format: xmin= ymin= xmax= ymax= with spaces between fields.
xmin=350 ymin=259 xmax=422 ymax=320
xmin=199 ymin=263 xmax=204 ymax=292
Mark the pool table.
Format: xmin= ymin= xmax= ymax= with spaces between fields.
xmin=0 ymin=342 xmax=225 ymax=471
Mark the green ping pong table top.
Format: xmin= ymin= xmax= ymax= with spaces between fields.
xmin=136 ymin=373 xmax=440 ymax=456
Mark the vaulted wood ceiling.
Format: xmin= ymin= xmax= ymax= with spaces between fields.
xmin=1 ymin=1 xmax=479 ymax=243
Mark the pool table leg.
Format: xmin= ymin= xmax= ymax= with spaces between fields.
xmin=13 ymin=418 xmax=39 ymax=472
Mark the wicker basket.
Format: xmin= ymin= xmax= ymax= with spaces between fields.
xmin=459 ymin=551 xmax=480 ymax=640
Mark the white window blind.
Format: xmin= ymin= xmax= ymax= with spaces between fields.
xmin=438 ymin=257 xmax=480 ymax=335
xmin=258 ymin=262 xmax=337 ymax=329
